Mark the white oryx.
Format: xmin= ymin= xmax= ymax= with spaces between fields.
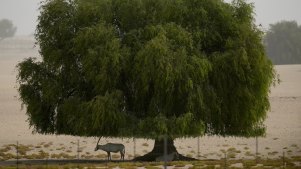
xmin=94 ymin=137 xmax=125 ymax=161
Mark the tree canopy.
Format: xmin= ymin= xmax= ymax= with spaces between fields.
xmin=264 ymin=20 xmax=301 ymax=65
xmin=0 ymin=19 xmax=17 ymax=41
xmin=17 ymin=0 xmax=276 ymax=139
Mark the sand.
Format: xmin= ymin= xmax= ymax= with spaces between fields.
xmin=0 ymin=38 xmax=300 ymax=160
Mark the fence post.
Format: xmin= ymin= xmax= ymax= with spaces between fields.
xmin=16 ymin=141 xmax=19 ymax=169
xmin=77 ymin=139 xmax=80 ymax=168
xmin=44 ymin=152 xmax=48 ymax=169
xmin=133 ymin=138 xmax=136 ymax=158
xmin=283 ymin=151 xmax=285 ymax=169
xmin=224 ymin=152 xmax=227 ymax=169
xmin=77 ymin=140 xmax=79 ymax=159
xmin=256 ymin=137 xmax=258 ymax=163
xmin=164 ymin=135 xmax=167 ymax=169
xmin=197 ymin=137 xmax=200 ymax=159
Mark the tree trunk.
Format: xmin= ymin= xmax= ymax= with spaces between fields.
xmin=133 ymin=138 xmax=197 ymax=161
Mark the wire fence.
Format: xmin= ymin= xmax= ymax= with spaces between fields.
xmin=0 ymin=136 xmax=300 ymax=168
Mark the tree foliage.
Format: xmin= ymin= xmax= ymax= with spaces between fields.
xmin=0 ymin=19 xmax=17 ymax=40
xmin=17 ymin=0 xmax=275 ymax=139
xmin=264 ymin=21 xmax=301 ymax=65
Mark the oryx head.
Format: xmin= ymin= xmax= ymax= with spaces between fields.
xmin=95 ymin=137 xmax=102 ymax=151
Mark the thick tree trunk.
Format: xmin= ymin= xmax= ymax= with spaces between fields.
xmin=133 ymin=138 xmax=197 ymax=161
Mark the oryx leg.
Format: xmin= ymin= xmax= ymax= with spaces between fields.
xmin=107 ymin=152 xmax=111 ymax=161
xmin=120 ymin=151 xmax=124 ymax=160
xmin=120 ymin=148 xmax=125 ymax=161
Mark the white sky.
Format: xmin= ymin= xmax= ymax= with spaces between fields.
xmin=0 ymin=0 xmax=300 ymax=35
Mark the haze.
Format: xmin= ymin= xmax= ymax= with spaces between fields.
xmin=0 ymin=0 xmax=301 ymax=36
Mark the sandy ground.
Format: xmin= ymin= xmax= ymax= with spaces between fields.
xmin=0 ymin=40 xmax=300 ymax=160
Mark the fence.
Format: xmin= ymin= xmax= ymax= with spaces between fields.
xmin=0 ymin=136 xmax=299 ymax=168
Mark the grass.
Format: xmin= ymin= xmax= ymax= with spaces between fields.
xmin=0 ymin=145 xmax=12 ymax=153
xmin=65 ymin=150 xmax=72 ymax=153
xmin=268 ymin=151 xmax=278 ymax=156
xmin=23 ymin=150 xmax=50 ymax=160
xmin=81 ymin=154 xmax=94 ymax=159
xmin=111 ymin=154 xmax=120 ymax=159
xmin=35 ymin=145 xmax=42 ymax=149
xmin=186 ymin=154 xmax=193 ymax=158
xmin=227 ymin=147 xmax=241 ymax=154
xmin=95 ymin=153 xmax=107 ymax=159
xmin=220 ymin=149 xmax=226 ymax=153
xmin=0 ymin=153 xmax=15 ymax=161
xmin=245 ymin=151 xmax=254 ymax=157
xmin=18 ymin=144 xmax=33 ymax=156
xmin=244 ymin=146 xmax=249 ymax=150
xmin=144 ymin=166 xmax=161 ymax=169
xmin=227 ymin=153 xmax=236 ymax=159
xmin=50 ymin=153 xmax=76 ymax=159
xmin=43 ymin=142 xmax=53 ymax=148
xmin=0 ymin=157 xmax=301 ymax=169
xmin=142 ymin=143 xmax=149 ymax=147
xmin=242 ymin=159 xmax=257 ymax=168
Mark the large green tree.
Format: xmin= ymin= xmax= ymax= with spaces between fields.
xmin=0 ymin=19 xmax=17 ymax=41
xmin=17 ymin=0 xmax=276 ymax=161
xmin=264 ymin=20 xmax=301 ymax=65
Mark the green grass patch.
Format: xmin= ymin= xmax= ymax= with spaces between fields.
xmin=0 ymin=145 xmax=12 ymax=153
xmin=18 ymin=144 xmax=33 ymax=156
xmin=245 ymin=151 xmax=254 ymax=157
xmin=145 ymin=166 xmax=161 ymax=169
xmin=227 ymin=153 xmax=236 ymax=159
xmin=142 ymin=143 xmax=149 ymax=147
xmin=227 ymin=147 xmax=241 ymax=154
xmin=186 ymin=154 xmax=193 ymax=158
xmin=43 ymin=142 xmax=53 ymax=148
xmin=268 ymin=151 xmax=278 ymax=156
xmin=81 ymin=154 xmax=94 ymax=159
xmin=50 ymin=152 xmax=75 ymax=159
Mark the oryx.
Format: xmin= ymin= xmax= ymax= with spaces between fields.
xmin=94 ymin=137 xmax=125 ymax=161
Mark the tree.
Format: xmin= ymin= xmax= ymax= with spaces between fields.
xmin=264 ymin=21 xmax=301 ymax=65
xmin=17 ymin=0 xmax=276 ymax=161
xmin=0 ymin=19 xmax=17 ymax=41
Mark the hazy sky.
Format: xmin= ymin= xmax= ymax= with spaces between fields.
xmin=0 ymin=0 xmax=301 ymax=35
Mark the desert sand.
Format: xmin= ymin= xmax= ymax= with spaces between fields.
xmin=0 ymin=37 xmax=300 ymax=160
